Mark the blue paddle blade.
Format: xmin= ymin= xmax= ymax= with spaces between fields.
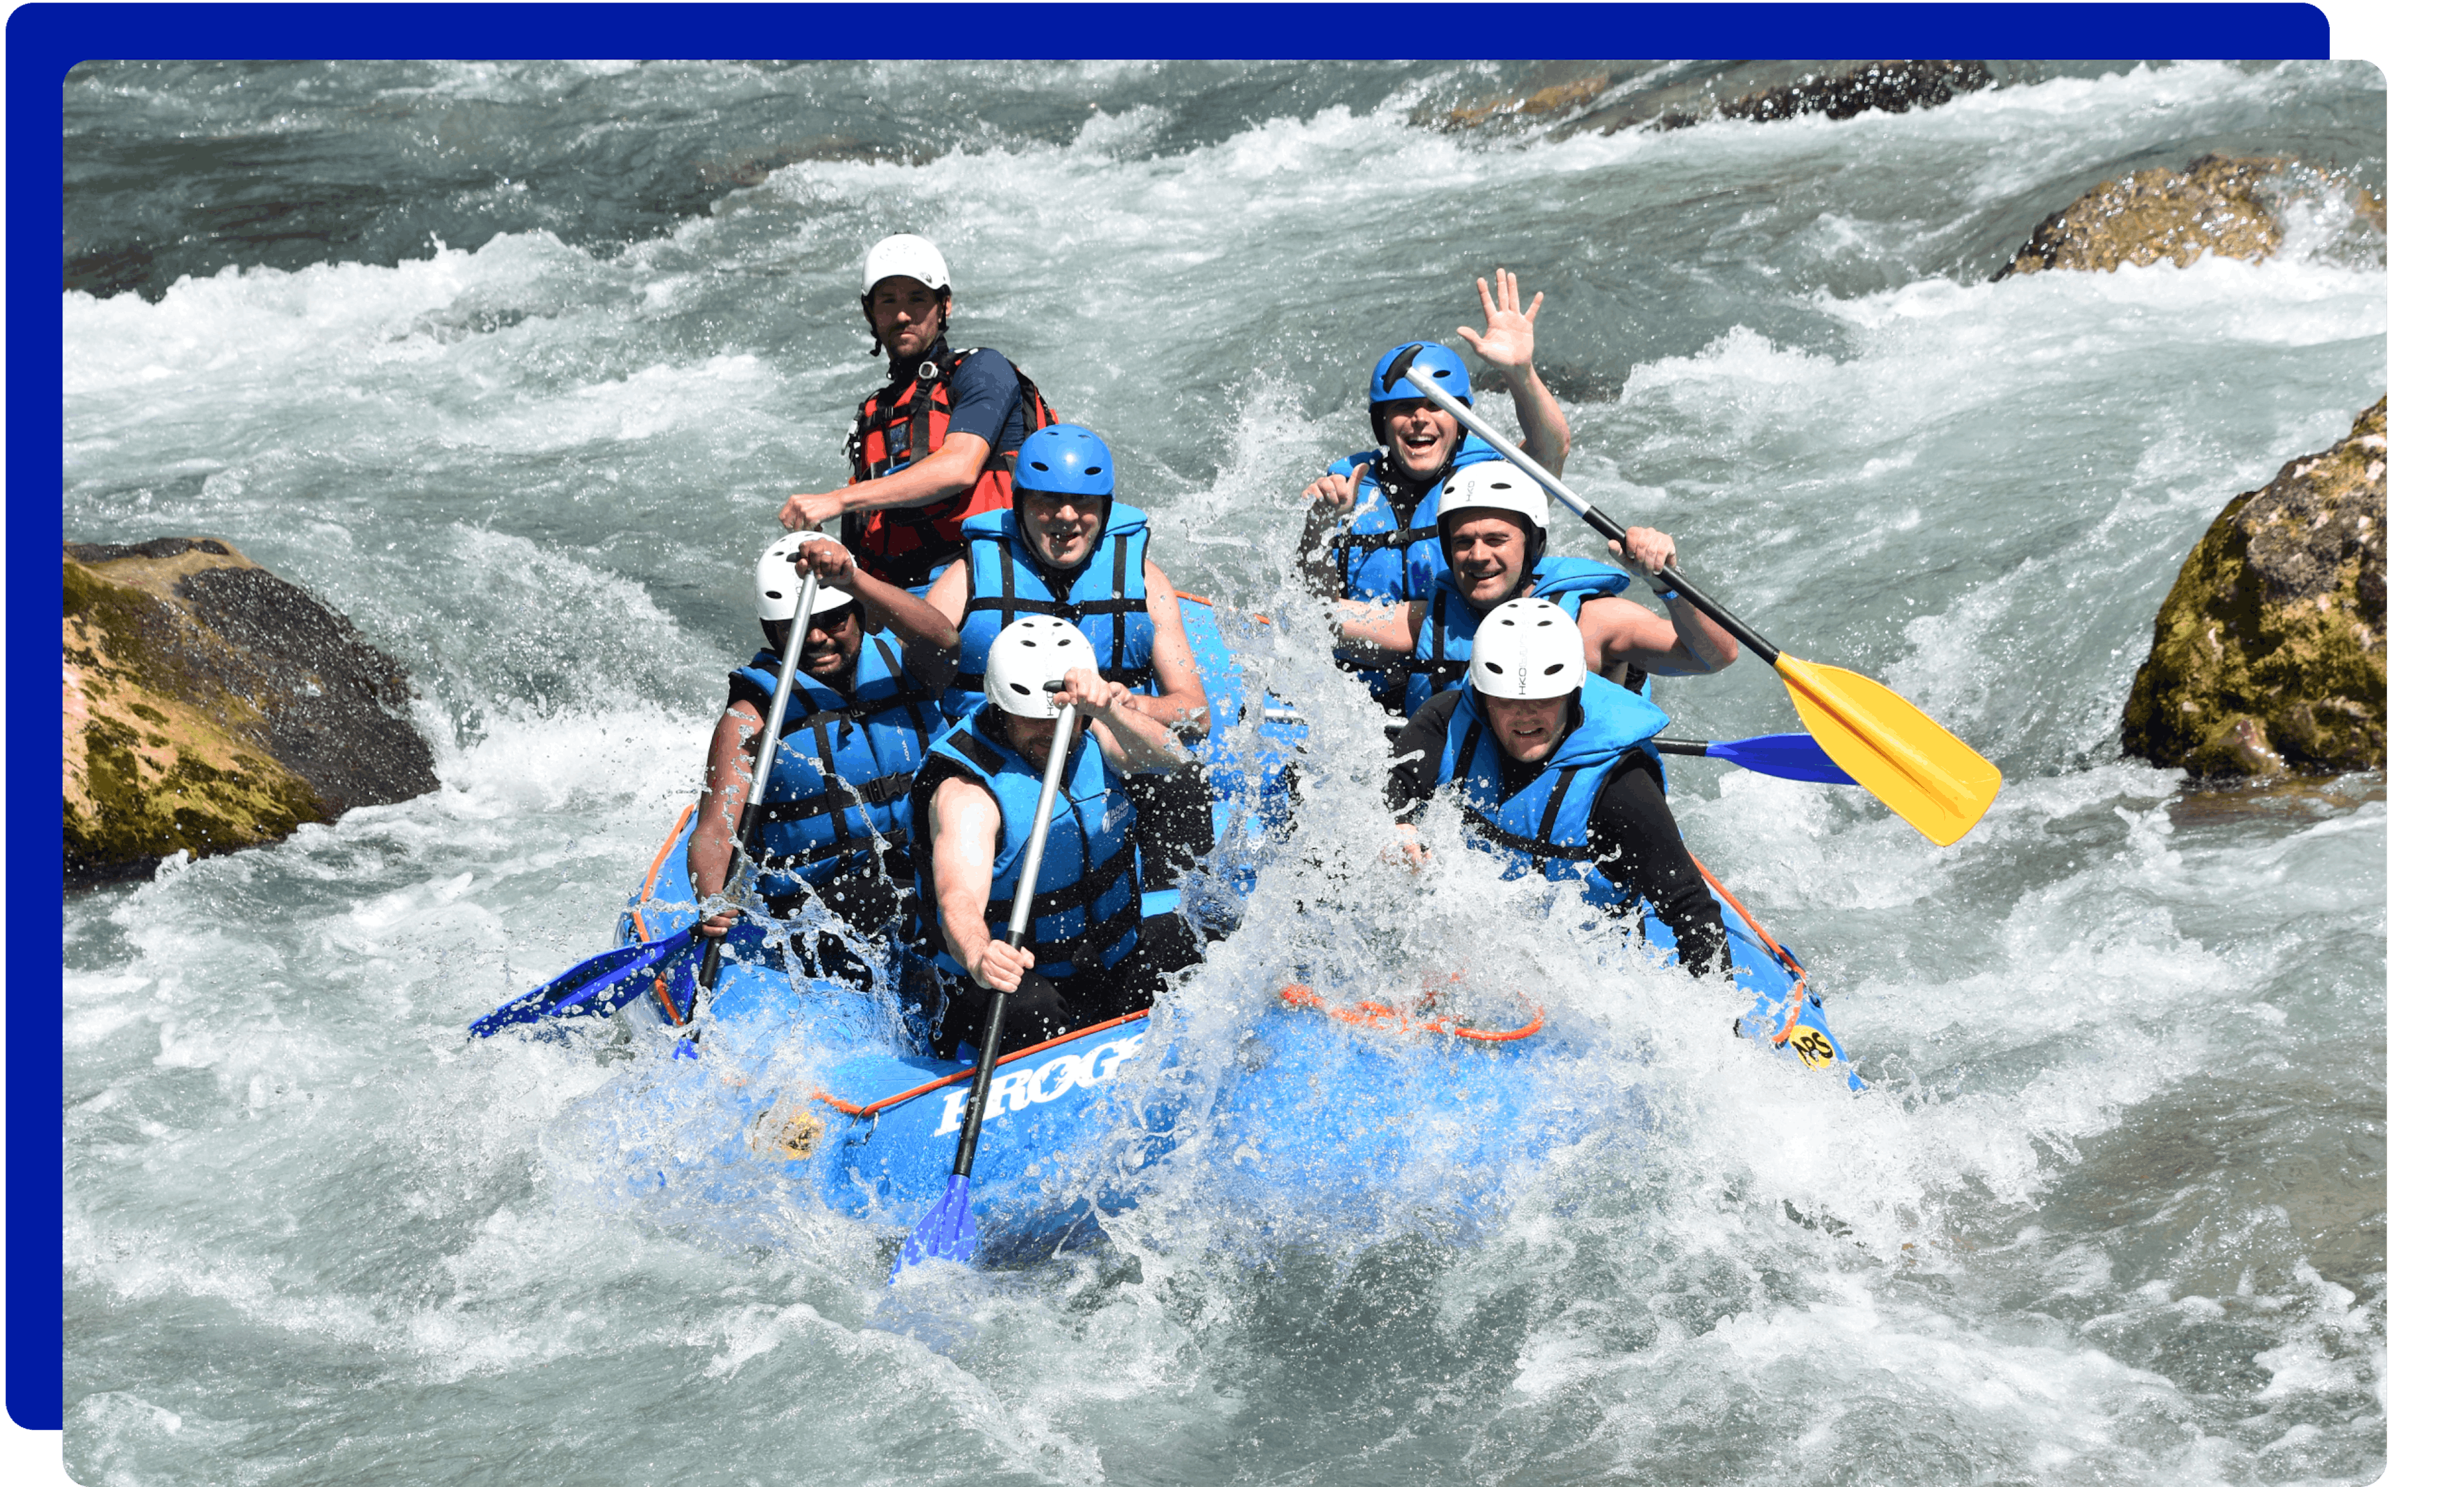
xmin=1707 ymin=733 xmax=1858 ymax=786
xmin=467 ymin=928 xmax=696 ymax=1039
xmin=891 ymin=1173 xmax=979 ymax=1279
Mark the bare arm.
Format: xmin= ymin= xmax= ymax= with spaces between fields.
xmin=793 ymin=534 xmax=960 ymax=651
xmin=1579 ymin=594 xmax=1738 ymax=677
xmin=920 ymin=554 xmax=973 ymax=636
xmin=1333 ymin=597 xmax=1421 ymax=656
xmin=778 ymin=432 xmax=995 ymax=530
xmin=1457 ymin=269 xmax=1571 ymax=477
xmin=928 ymin=775 xmax=1035 ymax=991
xmin=1052 ymin=667 xmax=1188 ymax=774
xmin=687 ymin=700 xmax=766 ymax=937
xmin=1121 ymin=563 xmax=1211 ymax=729
xmin=1598 ymin=526 xmax=1738 ymax=675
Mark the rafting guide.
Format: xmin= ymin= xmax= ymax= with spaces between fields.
xmin=778 ymin=233 xmax=1058 ymax=593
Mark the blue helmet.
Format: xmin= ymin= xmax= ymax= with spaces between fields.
xmin=1368 ymin=341 xmax=1473 ymax=445
xmin=1013 ymin=423 xmax=1115 ymax=500
xmin=1369 ymin=341 xmax=1473 ymax=407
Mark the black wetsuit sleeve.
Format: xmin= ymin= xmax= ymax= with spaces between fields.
xmin=1385 ymin=690 xmax=1464 ymax=818
xmin=1589 ymin=751 xmax=1730 ymax=978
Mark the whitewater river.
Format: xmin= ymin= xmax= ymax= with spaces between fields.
xmin=60 ymin=60 xmax=2384 ymax=1485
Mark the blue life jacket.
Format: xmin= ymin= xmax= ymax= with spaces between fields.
xmin=1432 ymin=672 xmax=1671 ymax=912
xmin=726 ymin=633 xmax=941 ymax=920
xmin=1404 ymin=554 xmax=1631 ymax=715
xmin=1326 ymin=434 xmax=1500 ymax=706
xmin=946 ymin=502 xmax=1158 ymax=720
xmin=1325 ymin=432 xmax=1503 ymax=607
xmin=920 ymin=705 xmax=1144 ymax=981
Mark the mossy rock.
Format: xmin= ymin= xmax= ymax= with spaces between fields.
xmin=64 ymin=538 xmax=437 ymax=885
xmin=1995 ymin=154 xmax=2289 ymax=280
xmin=2119 ymin=398 xmax=2386 ymax=779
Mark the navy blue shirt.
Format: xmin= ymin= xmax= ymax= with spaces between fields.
xmin=935 ymin=344 xmax=1029 ymax=455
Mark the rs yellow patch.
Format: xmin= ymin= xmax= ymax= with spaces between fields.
xmin=1786 ymin=1025 xmax=1836 ymax=1069
xmin=751 ymin=1105 xmax=823 ymax=1160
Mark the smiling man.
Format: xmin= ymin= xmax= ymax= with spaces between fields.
xmin=1336 ymin=463 xmax=1740 ymax=716
xmin=849 ymin=422 xmax=1216 ymax=982
xmin=1297 ymin=270 xmax=1574 ymax=710
xmin=1385 ymin=598 xmax=1729 ymax=978
xmin=910 ymin=617 xmax=1203 ymax=1055
xmin=688 ymin=531 xmax=961 ymax=992
xmin=777 ymin=234 xmax=1056 ymax=593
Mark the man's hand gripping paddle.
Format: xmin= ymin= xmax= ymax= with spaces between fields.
xmin=681 ymin=563 xmax=830 ymax=1035
xmin=1401 ymin=364 xmax=2001 ymax=845
xmin=469 ymin=565 xmax=831 ymax=1041
xmin=893 ymin=682 xmax=1078 ymax=1279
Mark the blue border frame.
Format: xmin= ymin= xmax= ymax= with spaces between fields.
xmin=8 ymin=0 xmax=2335 ymax=1437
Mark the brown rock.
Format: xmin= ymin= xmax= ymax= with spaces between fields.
xmin=1433 ymin=62 xmax=1990 ymax=137
xmin=1699 ymin=60 xmax=1992 ymax=126
xmin=1992 ymin=154 xmax=2290 ymax=280
xmin=63 ymin=538 xmax=438 ymax=885
xmin=2118 ymin=398 xmax=2387 ymax=780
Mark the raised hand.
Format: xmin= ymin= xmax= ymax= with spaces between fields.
xmin=1457 ymin=268 xmax=1544 ymax=375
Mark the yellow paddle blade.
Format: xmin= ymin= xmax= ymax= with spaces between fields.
xmin=1773 ymin=654 xmax=2002 ymax=845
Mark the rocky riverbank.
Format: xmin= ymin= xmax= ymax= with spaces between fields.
xmin=2119 ymin=399 xmax=2386 ymax=779
xmin=63 ymin=538 xmax=437 ymax=885
xmin=1426 ymin=60 xmax=1994 ymax=138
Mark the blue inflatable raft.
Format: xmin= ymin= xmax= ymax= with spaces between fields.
xmin=540 ymin=597 xmax=1861 ymax=1255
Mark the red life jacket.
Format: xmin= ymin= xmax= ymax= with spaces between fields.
xmin=843 ymin=342 xmax=1057 ymax=590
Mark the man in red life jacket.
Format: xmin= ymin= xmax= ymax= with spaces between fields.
xmin=778 ymin=234 xmax=1057 ymax=593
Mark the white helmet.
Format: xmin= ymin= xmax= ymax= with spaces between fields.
xmin=1435 ymin=463 xmax=1552 ymax=535
xmin=860 ymin=233 xmax=951 ymax=296
xmin=1469 ymin=598 xmax=1586 ymax=699
xmin=755 ymin=531 xmax=856 ymax=624
xmin=984 ymin=616 xmax=1095 ymax=718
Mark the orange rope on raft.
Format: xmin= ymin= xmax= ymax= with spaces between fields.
xmin=1277 ymin=973 xmax=1546 ymax=1043
xmin=1174 ymin=589 xmax=1274 ymax=626
xmin=1690 ymin=853 xmax=1810 ymax=1044
xmin=633 ymin=802 xmax=696 ymax=1026
xmin=801 ymin=1009 xmax=1156 ymax=1123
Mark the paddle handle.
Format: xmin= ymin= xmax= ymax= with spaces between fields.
xmin=950 ymin=692 xmax=1078 ymax=1182
xmin=696 ymin=565 xmax=826 ymax=998
xmin=1399 ymin=364 xmax=1783 ymax=664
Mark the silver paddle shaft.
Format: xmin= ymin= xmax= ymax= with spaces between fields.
xmin=719 ymin=566 xmax=822 ymax=901
xmin=1400 ymin=363 xmax=1780 ymax=661
xmin=1005 ymin=699 xmax=1079 ymax=946
xmin=1401 ymin=364 xmax=1621 ymax=537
